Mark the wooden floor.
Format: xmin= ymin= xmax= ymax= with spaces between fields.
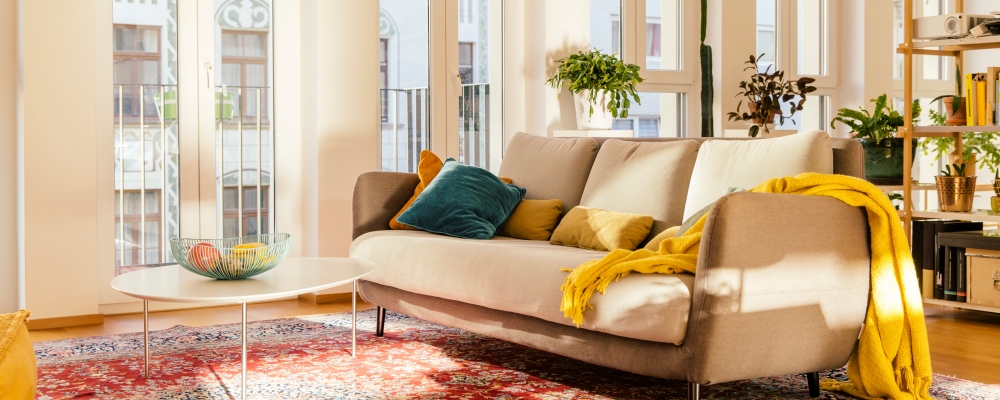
xmin=29 ymin=299 xmax=1000 ymax=385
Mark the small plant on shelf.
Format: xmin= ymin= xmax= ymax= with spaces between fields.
xmin=727 ymin=54 xmax=816 ymax=137
xmin=935 ymin=162 xmax=977 ymax=212
xmin=929 ymin=64 xmax=967 ymax=126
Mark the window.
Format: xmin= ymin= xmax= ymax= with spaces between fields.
xmin=222 ymin=186 xmax=269 ymax=238
xmin=380 ymin=38 xmax=389 ymax=123
xmin=646 ymin=23 xmax=661 ymax=57
xmin=610 ymin=20 xmax=621 ymax=55
xmin=221 ymin=30 xmax=268 ymax=120
xmin=459 ymin=42 xmax=474 ymax=84
xmin=113 ymin=25 xmax=160 ymax=119
xmin=893 ymin=0 xmax=954 ymax=96
xmin=115 ymin=190 xmax=162 ymax=273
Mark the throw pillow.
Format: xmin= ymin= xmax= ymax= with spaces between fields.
xmin=682 ymin=130 xmax=833 ymax=220
xmin=550 ymin=206 xmax=654 ymax=251
xmin=389 ymin=150 xmax=512 ymax=230
xmin=496 ymin=199 xmax=563 ymax=241
xmin=397 ymin=160 xmax=526 ymax=239
xmin=389 ymin=150 xmax=444 ymax=230
xmin=642 ymin=226 xmax=681 ymax=251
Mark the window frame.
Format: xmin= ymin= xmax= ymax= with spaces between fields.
xmin=113 ymin=24 xmax=162 ymax=121
xmin=625 ymin=0 xmax=698 ymax=85
xmin=220 ymin=29 xmax=270 ymax=122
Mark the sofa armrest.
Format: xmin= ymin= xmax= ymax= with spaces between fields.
xmin=353 ymin=171 xmax=420 ymax=239
xmin=683 ymin=192 xmax=871 ymax=385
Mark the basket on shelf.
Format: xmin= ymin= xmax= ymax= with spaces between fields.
xmin=935 ymin=176 xmax=977 ymax=212
xmin=169 ymin=233 xmax=291 ymax=280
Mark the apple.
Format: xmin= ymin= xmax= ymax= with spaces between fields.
xmin=187 ymin=242 xmax=221 ymax=271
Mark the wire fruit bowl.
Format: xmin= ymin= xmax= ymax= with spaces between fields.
xmin=170 ymin=233 xmax=291 ymax=280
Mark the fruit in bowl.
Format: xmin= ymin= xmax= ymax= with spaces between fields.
xmin=188 ymin=242 xmax=221 ymax=272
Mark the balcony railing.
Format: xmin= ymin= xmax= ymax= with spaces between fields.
xmin=380 ymin=83 xmax=492 ymax=172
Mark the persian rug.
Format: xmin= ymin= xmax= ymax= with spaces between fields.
xmin=34 ymin=310 xmax=1000 ymax=399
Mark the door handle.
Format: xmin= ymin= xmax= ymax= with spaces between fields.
xmin=203 ymin=59 xmax=213 ymax=89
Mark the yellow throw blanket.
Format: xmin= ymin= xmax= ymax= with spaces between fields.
xmin=560 ymin=172 xmax=932 ymax=400
xmin=0 ymin=310 xmax=30 ymax=361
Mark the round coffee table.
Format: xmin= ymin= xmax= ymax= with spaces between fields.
xmin=110 ymin=257 xmax=375 ymax=400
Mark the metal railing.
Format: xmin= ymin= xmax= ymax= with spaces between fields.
xmin=459 ymin=83 xmax=490 ymax=170
xmin=114 ymin=83 xmax=179 ymax=270
xmin=217 ymin=85 xmax=271 ymax=239
xmin=381 ymin=88 xmax=428 ymax=172
xmin=379 ymin=83 xmax=492 ymax=172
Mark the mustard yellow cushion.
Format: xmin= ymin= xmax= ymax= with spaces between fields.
xmin=642 ymin=225 xmax=681 ymax=251
xmin=390 ymin=150 xmax=445 ymax=230
xmin=0 ymin=310 xmax=36 ymax=400
xmin=496 ymin=199 xmax=563 ymax=241
xmin=550 ymin=206 xmax=654 ymax=251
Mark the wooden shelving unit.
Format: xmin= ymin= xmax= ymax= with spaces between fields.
xmin=899 ymin=0 xmax=1000 ymax=313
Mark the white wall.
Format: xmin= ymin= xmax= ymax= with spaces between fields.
xmin=0 ymin=0 xmax=18 ymax=314
xmin=18 ymin=0 xmax=109 ymax=319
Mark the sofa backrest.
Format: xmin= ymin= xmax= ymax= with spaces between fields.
xmin=498 ymin=132 xmax=864 ymax=240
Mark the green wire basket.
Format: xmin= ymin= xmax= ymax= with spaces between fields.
xmin=170 ymin=233 xmax=291 ymax=280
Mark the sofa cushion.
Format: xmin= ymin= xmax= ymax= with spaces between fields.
xmin=497 ymin=199 xmax=563 ymax=241
xmin=397 ymin=161 xmax=526 ymax=240
xmin=352 ymin=230 xmax=694 ymax=344
xmin=682 ymin=130 xmax=833 ymax=220
xmin=550 ymin=206 xmax=654 ymax=251
xmin=579 ymin=139 xmax=699 ymax=237
xmin=498 ymin=132 xmax=600 ymax=217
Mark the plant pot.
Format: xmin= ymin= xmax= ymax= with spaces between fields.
xmin=573 ymin=89 xmax=614 ymax=130
xmin=942 ymin=97 xmax=967 ymax=126
xmin=992 ymin=196 xmax=1000 ymax=214
xmin=936 ymin=175 xmax=977 ymax=212
xmin=856 ymin=137 xmax=918 ymax=185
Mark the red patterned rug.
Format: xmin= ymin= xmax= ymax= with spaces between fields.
xmin=34 ymin=310 xmax=1000 ymax=399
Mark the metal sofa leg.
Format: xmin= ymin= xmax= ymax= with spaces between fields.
xmin=806 ymin=372 xmax=820 ymax=397
xmin=688 ymin=381 xmax=699 ymax=400
xmin=375 ymin=306 xmax=386 ymax=337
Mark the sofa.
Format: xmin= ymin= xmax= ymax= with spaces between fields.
xmin=351 ymin=131 xmax=871 ymax=399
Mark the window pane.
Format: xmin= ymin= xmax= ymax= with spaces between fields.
xmin=381 ymin=0 xmax=430 ymax=172
xmin=614 ymin=92 xmax=687 ymax=137
xmin=757 ymin=0 xmax=777 ymax=72
xmin=797 ymin=0 xmax=826 ymax=76
xmin=113 ymin=6 xmax=179 ymax=272
xmin=589 ymin=0 xmax=621 ymax=55
xmin=455 ymin=1 xmax=500 ymax=171
xmin=646 ymin=0 xmax=681 ymax=71
xmin=893 ymin=0 xmax=904 ymax=80
xmin=222 ymin=32 xmax=242 ymax=56
xmin=243 ymin=33 xmax=265 ymax=58
xmin=798 ymin=95 xmax=830 ymax=132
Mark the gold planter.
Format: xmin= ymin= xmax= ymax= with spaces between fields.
xmin=936 ymin=176 xmax=977 ymax=212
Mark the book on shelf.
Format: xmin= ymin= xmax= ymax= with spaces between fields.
xmin=988 ymin=67 xmax=1000 ymax=125
xmin=930 ymin=220 xmax=983 ymax=300
xmin=977 ymin=76 xmax=987 ymax=126
xmin=957 ymin=247 xmax=968 ymax=302
xmin=967 ymin=73 xmax=975 ymax=126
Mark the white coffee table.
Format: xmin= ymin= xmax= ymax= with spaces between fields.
xmin=110 ymin=257 xmax=375 ymax=400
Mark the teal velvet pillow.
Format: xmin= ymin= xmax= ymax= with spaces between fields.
xmin=397 ymin=160 xmax=527 ymax=239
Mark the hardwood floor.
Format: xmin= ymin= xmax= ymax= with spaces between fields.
xmin=28 ymin=299 xmax=1000 ymax=385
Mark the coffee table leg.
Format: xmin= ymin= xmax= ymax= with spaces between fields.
xmin=143 ymin=299 xmax=149 ymax=378
xmin=352 ymin=280 xmax=357 ymax=358
xmin=241 ymin=302 xmax=247 ymax=400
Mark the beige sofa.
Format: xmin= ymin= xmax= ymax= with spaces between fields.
xmin=351 ymin=132 xmax=871 ymax=399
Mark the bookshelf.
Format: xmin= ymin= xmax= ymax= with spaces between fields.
xmin=899 ymin=0 xmax=1000 ymax=314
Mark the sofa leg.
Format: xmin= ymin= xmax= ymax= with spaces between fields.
xmin=375 ymin=306 xmax=386 ymax=337
xmin=806 ymin=372 xmax=820 ymax=397
xmin=687 ymin=381 xmax=699 ymax=400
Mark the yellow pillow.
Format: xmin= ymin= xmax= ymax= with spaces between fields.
xmin=550 ymin=206 xmax=654 ymax=251
xmin=390 ymin=150 xmax=444 ymax=230
xmin=390 ymin=150 xmax=512 ymax=230
xmin=0 ymin=310 xmax=36 ymax=400
xmin=642 ymin=225 xmax=681 ymax=251
xmin=497 ymin=199 xmax=563 ymax=241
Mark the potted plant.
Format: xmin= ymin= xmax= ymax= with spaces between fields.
xmin=546 ymin=49 xmax=644 ymax=130
xmin=929 ymin=64 xmax=967 ymax=126
xmin=726 ymin=54 xmax=816 ymax=137
xmin=936 ymin=162 xmax=976 ymax=212
xmin=920 ymin=109 xmax=1000 ymax=173
xmin=830 ymin=94 xmax=920 ymax=185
